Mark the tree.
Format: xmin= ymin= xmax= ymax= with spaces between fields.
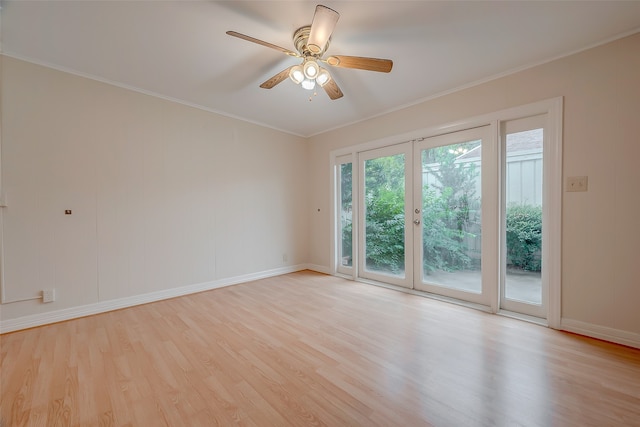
xmin=355 ymin=145 xmax=482 ymax=275
xmin=422 ymin=143 xmax=481 ymax=273
xmin=364 ymin=154 xmax=406 ymax=273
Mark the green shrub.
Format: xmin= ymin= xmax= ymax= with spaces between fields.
xmin=422 ymin=187 xmax=476 ymax=273
xmin=506 ymin=204 xmax=542 ymax=271
xmin=365 ymin=187 xmax=406 ymax=273
xmin=341 ymin=221 xmax=352 ymax=266
xmin=359 ymin=148 xmax=481 ymax=275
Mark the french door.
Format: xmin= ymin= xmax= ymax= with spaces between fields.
xmin=339 ymin=101 xmax=561 ymax=323
xmin=413 ymin=127 xmax=497 ymax=306
xmin=358 ymin=143 xmax=414 ymax=288
xmin=357 ymin=126 xmax=496 ymax=306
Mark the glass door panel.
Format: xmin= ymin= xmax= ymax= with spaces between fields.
xmin=414 ymin=127 xmax=495 ymax=306
xmin=501 ymin=116 xmax=546 ymax=318
xmin=358 ymin=143 xmax=413 ymax=288
xmin=336 ymin=158 xmax=353 ymax=275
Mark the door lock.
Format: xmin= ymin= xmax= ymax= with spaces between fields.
xmin=413 ymin=219 xmax=421 ymax=225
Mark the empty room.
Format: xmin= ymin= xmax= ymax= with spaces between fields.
xmin=1 ymin=1 xmax=640 ymax=426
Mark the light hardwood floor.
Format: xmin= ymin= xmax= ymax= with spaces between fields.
xmin=1 ymin=270 xmax=640 ymax=426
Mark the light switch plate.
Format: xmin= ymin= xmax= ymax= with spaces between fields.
xmin=567 ymin=176 xmax=588 ymax=192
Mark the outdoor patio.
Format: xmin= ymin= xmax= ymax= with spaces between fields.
xmin=425 ymin=268 xmax=542 ymax=305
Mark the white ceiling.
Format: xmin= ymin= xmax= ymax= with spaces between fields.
xmin=2 ymin=1 xmax=640 ymax=137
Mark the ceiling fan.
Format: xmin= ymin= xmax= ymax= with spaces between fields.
xmin=226 ymin=4 xmax=393 ymax=100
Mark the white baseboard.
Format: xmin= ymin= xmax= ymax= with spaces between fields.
xmin=305 ymin=264 xmax=332 ymax=275
xmin=0 ymin=264 xmax=308 ymax=334
xmin=12 ymin=266 xmax=636 ymax=351
xmin=561 ymin=318 xmax=640 ymax=349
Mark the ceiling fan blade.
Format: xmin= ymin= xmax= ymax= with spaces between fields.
xmin=226 ymin=31 xmax=300 ymax=57
xmin=325 ymin=55 xmax=393 ymax=73
xmin=260 ymin=66 xmax=294 ymax=89
xmin=307 ymin=5 xmax=340 ymax=55
xmin=323 ymin=78 xmax=343 ymax=100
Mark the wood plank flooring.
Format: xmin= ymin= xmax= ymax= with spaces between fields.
xmin=1 ymin=270 xmax=640 ymax=426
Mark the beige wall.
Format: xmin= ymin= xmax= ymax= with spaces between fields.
xmin=1 ymin=57 xmax=309 ymax=322
xmin=308 ymin=33 xmax=640 ymax=337
xmin=2 ymin=33 xmax=639 ymax=342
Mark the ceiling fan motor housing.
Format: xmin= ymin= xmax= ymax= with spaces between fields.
xmin=293 ymin=26 xmax=329 ymax=57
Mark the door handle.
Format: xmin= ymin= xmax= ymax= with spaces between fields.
xmin=413 ymin=219 xmax=421 ymax=225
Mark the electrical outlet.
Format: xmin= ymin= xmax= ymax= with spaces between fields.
xmin=567 ymin=176 xmax=588 ymax=192
xmin=282 ymin=253 xmax=288 ymax=262
xmin=42 ymin=289 xmax=56 ymax=303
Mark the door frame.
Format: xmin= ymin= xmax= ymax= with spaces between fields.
xmin=330 ymin=97 xmax=562 ymax=328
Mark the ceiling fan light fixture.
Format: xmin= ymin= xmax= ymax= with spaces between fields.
xmin=289 ymin=65 xmax=305 ymax=84
xmin=303 ymin=58 xmax=319 ymax=79
xmin=301 ymin=78 xmax=316 ymax=90
xmin=316 ymin=68 xmax=331 ymax=87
